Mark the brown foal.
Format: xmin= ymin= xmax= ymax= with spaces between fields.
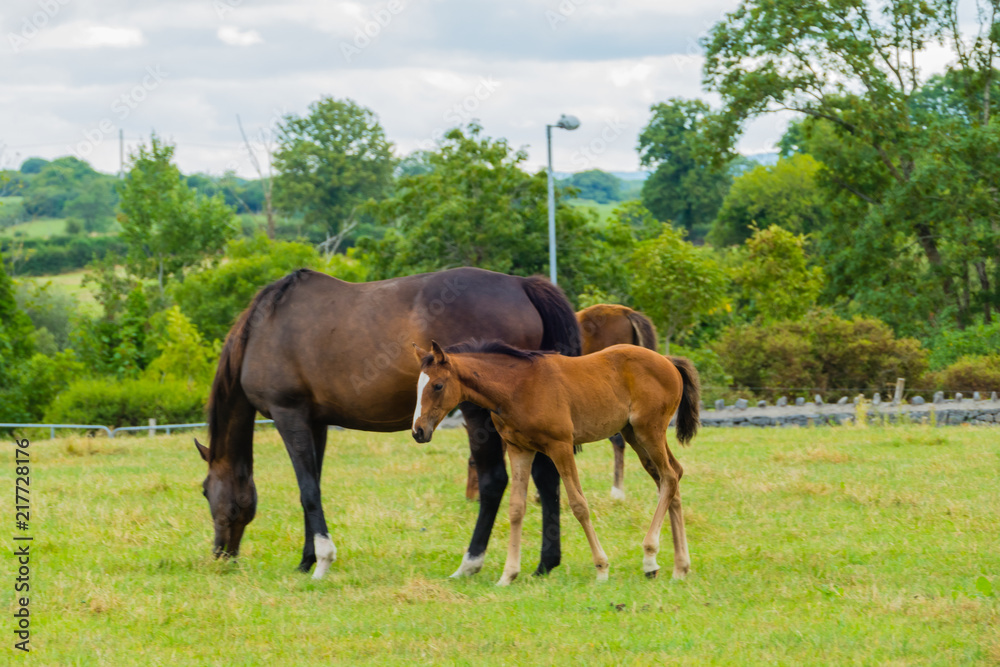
xmin=412 ymin=340 xmax=700 ymax=585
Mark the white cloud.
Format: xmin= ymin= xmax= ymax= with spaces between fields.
xmin=217 ymin=26 xmax=263 ymax=47
xmin=30 ymin=23 xmax=145 ymax=50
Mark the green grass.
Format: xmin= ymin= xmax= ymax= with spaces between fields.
xmin=0 ymin=217 xmax=70 ymax=238
xmin=568 ymin=199 xmax=620 ymax=223
xmin=23 ymin=269 xmax=99 ymax=313
xmin=4 ymin=425 xmax=998 ymax=664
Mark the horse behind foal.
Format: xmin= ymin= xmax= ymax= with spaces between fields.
xmin=412 ymin=340 xmax=700 ymax=584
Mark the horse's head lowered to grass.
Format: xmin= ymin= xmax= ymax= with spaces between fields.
xmin=195 ymin=438 xmax=257 ymax=559
xmin=411 ymin=341 xmax=463 ymax=443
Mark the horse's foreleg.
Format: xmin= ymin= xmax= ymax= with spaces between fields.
xmin=547 ymin=445 xmax=609 ymax=582
xmin=453 ymin=403 xmax=507 ymax=577
xmin=297 ymin=422 xmax=330 ymax=573
xmin=610 ymin=433 xmax=626 ymax=500
xmin=498 ymin=445 xmax=535 ymax=586
xmin=530 ymin=453 xmax=561 ymax=575
xmin=273 ymin=408 xmax=336 ymax=579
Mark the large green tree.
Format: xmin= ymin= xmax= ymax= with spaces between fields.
xmin=638 ymin=98 xmax=735 ymax=241
xmin=708 ymin=154 xmax=828 ymax=246
xmin=703 ymin=0 xmax=1000 ymax=331
xmin=628 ymin=224 xmax=730 ymax=353
xmin=118 ymin=135 xmax=237 ymax=291
xmin=359 ymin=125 xmax=632 ymax=305
xmin=273 ymin=97 xmax=394 ymax=246
xmin=731 ymin=225 xmax=825 ymax=323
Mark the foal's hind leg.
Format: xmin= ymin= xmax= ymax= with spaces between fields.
xmin=622 ymin=427 xmax=688 ymax=579
xmin=610 ymin=433 xmax=626 ymax=500
xmin=498 ymin=444 xmax=535 ymax=586
xmin=547 ymin=444 xmax=609 ymax=581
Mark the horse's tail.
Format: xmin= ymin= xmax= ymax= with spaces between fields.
xmin=626 ymin=309 xmax=659 ymax=351
xmin=668 ymin=356 xmax=701 ymax=446
xmin=206 ymin=269 xmax=315 ymax=455
xmin=521 ymin=276 xmax=582 ymax=357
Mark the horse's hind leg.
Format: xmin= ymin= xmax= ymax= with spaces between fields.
xmin=498 ymin=444 xmax=535 ymax=586
xmin=547 ymin=445 xmax=609 ymax=581
xmin=530 ymin=452 xmax=561 ymax=575
xmin=272 ymin=407 xmax=336 ymax=579
xmin=610 ymin=433 xmax=626 ymax=500
xmin=297 ymin=422 xmax=330 ymax=573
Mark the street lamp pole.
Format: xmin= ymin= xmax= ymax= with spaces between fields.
xmin=546 ymin=114 xmax=580 ymax=286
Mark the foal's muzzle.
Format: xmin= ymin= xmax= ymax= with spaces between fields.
xmin=412 ymin=425 xmax=431 ymax=443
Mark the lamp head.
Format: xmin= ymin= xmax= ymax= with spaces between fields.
xmin=554 ymin=114 xmax=580 ymax=131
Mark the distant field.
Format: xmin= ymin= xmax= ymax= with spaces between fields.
xmin=568 ymin=199 xmax=620 ymax=223
xmin=0 ymin=217 xmax=71 ymax=238
xmin=23 ymin=269 xmax=99 ymax=312
xmin=5 ymin=424 xmax=997 ymax=664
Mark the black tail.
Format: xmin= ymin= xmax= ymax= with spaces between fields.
xmin=668 ymin=356 xmax=701 ymax=446
xmin=521 ymin=276 xmax=582 ymax=357
xmin=626 ymin=309 xmax=659 ymax=351
xmin=207 ymin=269 xmax=314 ymax=457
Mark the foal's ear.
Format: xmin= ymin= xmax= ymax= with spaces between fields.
xmin=195 ymin=438 xmax=211 ymax=463
xmin=431 ymin=340 xmax=448 ymax=364
xmin=412 ymin=342 xmax=428 ymax=362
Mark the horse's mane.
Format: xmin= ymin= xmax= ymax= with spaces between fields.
xmin=420 ymin=340 xmax=547 ymax=368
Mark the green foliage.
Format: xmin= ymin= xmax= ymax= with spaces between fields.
xmin=118 ymin=134 xmax=237 ymax=290
xmin=628 ymin=224 xmax=729 ymax=352
xmin=359 ymin=125 xmax=632 ymax=305
xmin=1 ymin=235 xmax=127 ymax=276
xmin=924 ymin=354 xmax=1000 ymax=394
xmin=145 ymin=306 xmax=219 ymax=386
xmin=0 ymin=350 xmax=85 ymax=424
xmin=561 ymin=170 xmax=622 ymax=203
xmin=273 ymin=96 xmax=394 ymax=238
xmin=927 ymin=322 xmax=1000 ymax=371
xmin=712 ymin=311 xmax=929 ymax=399
xmin=0 ymin=260 xmax=35 ymax=379
xmin=703 ymin=0 xmax=1000 ymax=331
xmin=731 ymin=225 xmax=824 ymax=323
xmin=671 ymin=344 xmax=734 ymax=404
xmin=43 ymin=376 xmax=208 ymax=428
xmin=638 ymin=98 xmax=734 ymax=241
xmin=15 ymin=279 xmax=77 ymax=351
xmin=709 ymin=154 xmax=828 ymax=246
xmin=608 ymin=200 xmax=660 ymax=241
xmin=172 ymin=234 xmax=322 ymax=342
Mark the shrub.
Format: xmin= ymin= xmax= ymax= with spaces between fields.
xmin=927 ymin=322 xmax=1000 ymax=371
xmin=923 ymin=355 xmax=1000 ymax=394
xmin=671 ymin=344 xmax=735 ymax=405
xmin=44 ymin=377 xmax=208 ymax=428
xmin=712 ymin=310 xmax=928 ymax=400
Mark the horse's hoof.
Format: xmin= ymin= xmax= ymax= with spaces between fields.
xmin=596 ymin=567 xmax=610 ymax=582
xmin=497 ymin=572 xmax=518 ymax=586
xmin=645 ymin=569 xmax=659 ymax=580
xmin=450 ymin=552 xmax=485 ymax=578
xmin=610 ymin=486 xmax=626 ymax=501
xmin=672 ymin=569 xmax=689 ymax=580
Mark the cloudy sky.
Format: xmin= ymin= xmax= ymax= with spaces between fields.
xmin=0 ymin=0 xmax=792 ymax=178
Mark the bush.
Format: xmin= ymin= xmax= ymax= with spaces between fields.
xmin=927 ymin=322 xmax=1000 ymax=371
xmin=712 ymin=310 xmax=928 ymax=400
xmin=923 ymin=355 xmax=1000 ymax=394
xmin=0 ymin=351 xmax=84 ymax=425
xmin=44 ymin=377 xmax=208 ymax=428
xmin=671 ymin=344 xmax=735 ymax=405
xmin=2 ymin=235 xmax=126 ymax=276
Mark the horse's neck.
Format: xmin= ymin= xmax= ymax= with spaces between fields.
xmin=455 ymin=356 xmax=526 ymax=414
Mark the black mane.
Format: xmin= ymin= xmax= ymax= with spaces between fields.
xmin=421 ymin=339 xmax=548 ymax=367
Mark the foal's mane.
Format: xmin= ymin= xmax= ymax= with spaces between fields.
xmin=420 ymin=340 xmax=547 ymax=368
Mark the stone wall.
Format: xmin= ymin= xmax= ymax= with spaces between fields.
xmin=701 ymin=399 xmax=1000 ymax=428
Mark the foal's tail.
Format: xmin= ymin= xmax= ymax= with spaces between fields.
xmin=668 ymin=356 xmax=701 ymax=446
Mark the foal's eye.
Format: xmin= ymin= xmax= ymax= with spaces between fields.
xmin=433 ymin=383 xmax=444 ymax=391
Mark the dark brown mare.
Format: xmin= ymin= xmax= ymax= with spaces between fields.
xmin=412 ymin=340 xmax=700 ymax=584
xmin=464 ymin=303 xmax=659 ymax=501
xmin=195 ymin=267 xmax=581 ymax=579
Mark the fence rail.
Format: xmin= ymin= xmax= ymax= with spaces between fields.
xmin=0 ymin=420 xmax=275 ymax=440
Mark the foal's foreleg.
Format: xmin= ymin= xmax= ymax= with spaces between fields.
xmin=498 ymin=445 xmax=535 ymax=586
xmin=548 ymin=446 xmax=609 ymax=582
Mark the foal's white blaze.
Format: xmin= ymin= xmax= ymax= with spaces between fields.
xmin=312 ymin=533 xmax=337 ymax=580
xmin=412 ymin=372 xmax=430 ymax=430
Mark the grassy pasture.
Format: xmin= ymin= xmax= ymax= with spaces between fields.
xmin=4 ymin=425 xmax=998 ymax=665
xmin=0 ymin=217 xmax=69 ymax=239
xmin=22 ymin=270 xmax=99 ymax=313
